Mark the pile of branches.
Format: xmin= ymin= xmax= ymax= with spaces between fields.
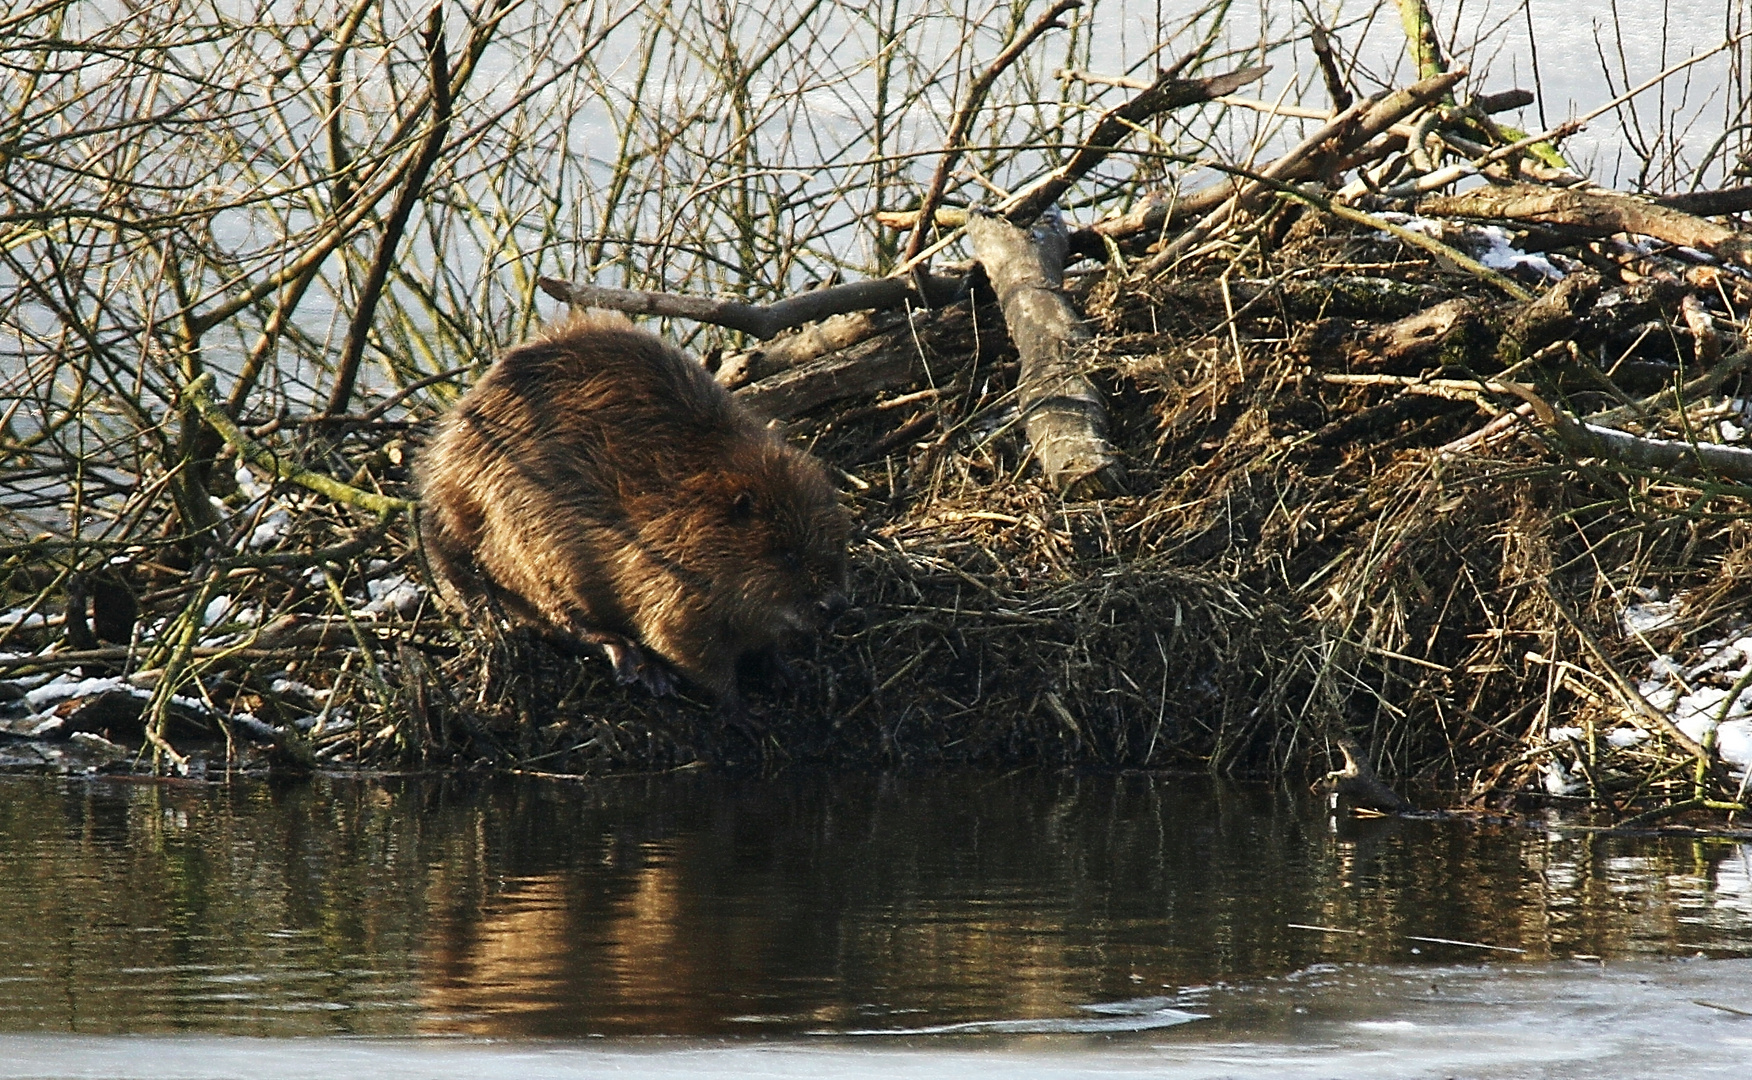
xmin=5 ymin=2 xmax=1752 ymax=827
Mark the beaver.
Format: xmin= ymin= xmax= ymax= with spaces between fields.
xmin=417 ymin=312 xmax=850 ymax=701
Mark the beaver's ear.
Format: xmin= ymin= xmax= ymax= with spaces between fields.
xmin=728 ymin=487 xmax=755 ymax=522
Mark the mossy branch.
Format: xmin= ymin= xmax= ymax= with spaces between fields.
xmin=181 ymin=373 xmax=414 ymax=517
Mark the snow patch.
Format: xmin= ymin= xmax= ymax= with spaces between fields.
xmin=357 ymin=574 xmax=424 ymax=618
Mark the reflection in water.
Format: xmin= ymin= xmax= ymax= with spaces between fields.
xmin=0 ymin=772 xmax=1748 ymax=1037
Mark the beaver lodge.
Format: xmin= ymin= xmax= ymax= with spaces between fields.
xmin=4 ymin=2 xmax=1752 ymax=829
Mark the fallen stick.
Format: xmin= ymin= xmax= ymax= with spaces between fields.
xmin=1681 ymin=292 xmax=1724 ymax=366
xmin=1343 ymin=297 xmax=1481 ymax=371
xmin=965 ymin=209 xmax=1123 ymax=496
xmin=1496 ymin=376 xmax=1752 ymax=480
xmin=1420 ymin=182 xmax=1752 ymax=268
xmin=1144 ymin=93 xmax=1379 ymax=270
xmin=536 ymin=274 xmax=940 ymax=340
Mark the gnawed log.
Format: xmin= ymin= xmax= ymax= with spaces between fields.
xmin=1680 ymin=292 xmax=1724 ymax=366
xmin=1345 ymin=297 xmax=1485 ymax=372
xmin=1494 ymin=269 xmax=1602 ymax=366
xmin=733 ymin=306 xmax=985 ymax=420
xmin=716 ymin=310 xmax=909 ymax=389
xmin=965 ymin=210 xmax=1124 ymax=496
xmin=1420 ymin=183 xmax=1752 ymax=267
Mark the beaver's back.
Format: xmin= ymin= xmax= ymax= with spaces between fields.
xmin=418 ymin=313 xmax=849 ymax=697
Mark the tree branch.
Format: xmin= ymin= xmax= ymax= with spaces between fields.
xmin=904 ymin=0 xmax=1082 ymax=261
xmin=536 ymin=273 xmax=960 ymax=339
xmin=182 ymin=373 xmax=414 ymax=516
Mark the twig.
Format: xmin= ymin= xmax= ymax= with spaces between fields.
xmin=325 ymin=7 xmax=453 ymax=417
xmin=904 ymin=0 xmax=1082 ymax=262
xmin=1540 ymin=579 xmax=1712 ymax=762
xmin=181 ymin=373 xmax=414 ymax=516
xmin=1004 ymin=63 xmax=1267 ymax=224
xmin=1142 ymin=69 xmax=1468 ymax=274
xmin=359 ymin=364 xmax=472 ymax=422
xmin=1583 ymin=349 xmax=1752 ymax=427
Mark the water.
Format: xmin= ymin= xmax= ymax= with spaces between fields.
xmin=1 ymin=770 xmax=1750 ymax=1076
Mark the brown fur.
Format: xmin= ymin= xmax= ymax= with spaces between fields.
xmin=417 ymin=313 xmax=850 ymax=699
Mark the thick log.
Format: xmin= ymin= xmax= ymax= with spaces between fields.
xmin=1653 ymin=186 xmax=1752 ymax=218
xmin=965 ymin=210 xmax=1124 ymax=496
xmin=1494 ymin=269 xmax=1602 ymax=366
xmin=733 ymin=306 xmax=981 ymax=420
xmin=716 ymin=310 xmax=908 ymax=389
xmin=1156 ymin=275 xmax=1443 ymax=321
xmin=1420 ymin=183 xmax=1752 ymax=267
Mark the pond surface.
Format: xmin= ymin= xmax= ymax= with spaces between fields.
xmin=1 ymin=770 xmax=1750 ymax=1077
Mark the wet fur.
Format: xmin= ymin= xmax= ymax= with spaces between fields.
xmin=418 ymin=313 xmax=850 ymax=699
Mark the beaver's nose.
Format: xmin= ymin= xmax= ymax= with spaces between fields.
xmin=816 ymin=593 xmax=850 ymax=622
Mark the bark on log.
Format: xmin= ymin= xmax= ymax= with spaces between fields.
xmin=1494 ymin=269 xmax=1602 ymax=366
xmin=965 ymin=210 xmax=1124 ymax=496
xmin=536 ymin=273 xmax=962 ymax=340
xmin=1653 ymin=186 xmax=1752 ymax=218
xmin=732 ymin=306 xmax=983 ymax=420
xmin=1153 ymin=275 xmax=1443 ymax=321
xmin=1498 ymin=377 xmax=1752 ymax=480
xmin=716 ymin=310 xmax=908 ymax=389
xmin=1420 ymin=183 xmax=1752 ymax=267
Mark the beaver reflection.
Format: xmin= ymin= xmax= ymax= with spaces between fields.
xmin=418 ymin=313 xmax=850 ymax=703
